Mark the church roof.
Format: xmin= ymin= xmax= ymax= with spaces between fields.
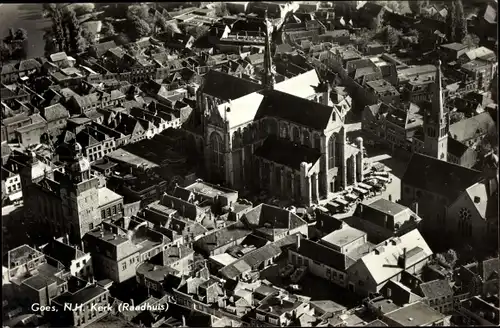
xmin=256 ymin=89 xmax=335 ymax=130
xmin=202 ymin=70 xmax=264 ymax=101
xmin=254 ymin=135 xmax=322 ymax=170
xmin=402 ymin=153 xmax=482 ymax=201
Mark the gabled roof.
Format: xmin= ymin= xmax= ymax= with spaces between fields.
xmin=418 ymin=279 xmax=453 ymax=300
xmin=42 ymin=103 xmax=69 ymax=122
xmin=17 ymin=59 xmax=42 ymax=72
xmin=464 ymin=180 xmax=498 ymax=220
xmin=402 ymin=153 xmax=482 ymax=201
xmin=50 ymin=52 xmax=68 ymax=62
xmin=243 ymin=203 xmax=306 ymax=231
xmin=449 ymin=112 xmax=495 ymax=142
xmin=1 ymin=64 xmax=17 ymax=75
xmin=356 ymin=229 xmax=433 ymax=285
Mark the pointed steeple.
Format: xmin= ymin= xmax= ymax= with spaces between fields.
xmin=432 ymin=60 xmax=444 ymax=118
xmin=263 ymin=10 xmax=276 ymax=89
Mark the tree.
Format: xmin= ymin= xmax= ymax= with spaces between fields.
xmin=127 ymin=4 xmax=150 ymax=21
xmin=455 ymin=0 xmax=467 ymax=42
xmin=213 ymin=2 xmax=229 ymax=17
xmin=446 ymin=1 xmax=457 ymax=42
xmin=102 ymin=22 xmax=115 ymax=38
xmin=81 ymin=27 xmax=95 ymax=47
xmin=63 ymin=9 xmax=86 ymax=54
xmin=444 ymin=249 xmax=458 ymax=267
xmin=409 ymin=0 xmax=425 ymax=15
xmin=186 ymin=25 xmax=209 ymax=40
xmin=462 ymin=33 xmax=480 ymax=48
xmin=0 ymin=42 xmax=11 ymax=62
xmin=43 ymin=31 xmax=58 ymax=56
xmin=131 ymin=17 xmax=152 ymax=40
xmin=449 ymin=111 xmax=465 ymax=124
xmin=115 ymin=33 xmax=130 ymax=46
xmin=15 ymin=28 xmax=28 ymax=41
xmin=383 ymin=26 xmax=403 ymax=48
xmin=71 ymin=3 xmax=95 ymax=16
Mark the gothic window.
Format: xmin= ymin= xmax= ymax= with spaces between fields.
xmin=314 ymin=134 xmax=321 ymax=150
xmin=268 ymin=119 xmax=278 ymax=135
xmin=210 ymin=132 xmax=224 ymax=170
xmin=293 ymin=127 xmax=300 ymax=143
xmin=328 ymin=135 xmax=335 ymax=169
xmin=280 ymin=122 xmax=288 ymax=139
xmin=458 ymin=207 xmax=472 ymax=238
xmin=303 ymin=131 xmax=311 ymax=148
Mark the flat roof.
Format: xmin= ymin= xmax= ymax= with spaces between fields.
xmin=106 ymin=148 xmax=159 ymax=169
xmin=320 ymin=226 xmax=366 ymax=247
xmin=185 ymin=181 xmax=237 ymax=198
xmin=384 ymin=302 xmax=445 ymax=326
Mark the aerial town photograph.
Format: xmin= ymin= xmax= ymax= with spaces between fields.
xmin=0 ymin=0 xmax=498 ymax=327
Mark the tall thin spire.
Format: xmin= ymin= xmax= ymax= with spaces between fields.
xmin=263 ymin=10 xmax=275 ymax=89
xmin=433 ymin=60 xmax=444 ymax=118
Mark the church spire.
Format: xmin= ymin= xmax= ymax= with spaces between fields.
xmin=263 ymin=10 xmax=275 ymax=89
xmin=432 ymin=60 xmax=444 ymax=118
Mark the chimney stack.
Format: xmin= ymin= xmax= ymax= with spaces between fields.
xmin=296 ymin=234 xmax=301 ymax=250
xmin=65 ymin=234 xmax=70 ymax=245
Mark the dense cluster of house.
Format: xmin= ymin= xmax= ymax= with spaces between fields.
xmin=1 ymin=1 xmax=498 ymax=327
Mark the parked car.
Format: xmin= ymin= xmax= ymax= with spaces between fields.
xmin=279 ymin=264 xmax=295 ymax=278
xmin=290 ymin=266 xmax=307 ymax=283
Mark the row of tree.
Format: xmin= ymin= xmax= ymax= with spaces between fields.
xmin=43 ymin=4 xmax=96 ymax=56
xmin=0 ymin=28 xmax=29 ymax=62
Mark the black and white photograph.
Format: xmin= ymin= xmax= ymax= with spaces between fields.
xmin=1 ymin=1 xmax=498 ymax=327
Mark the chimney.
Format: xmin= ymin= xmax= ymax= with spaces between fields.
xmin=182 ymin=315 xmax=186 ymax=327
xmin=113 ymin=234 xmax=117 ymax=240
xmin=65 ymin=234 xmax=69 ymax=244
xmin=296 ymin=234 xmax=301 ymax=250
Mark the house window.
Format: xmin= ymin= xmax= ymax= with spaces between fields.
xmin=88 ymin=223 xmax=94 ymax=230
xmin=268 ymin=317 xmax=279 ymax=325
xmin=101 ymin=210 xmax=105 ymax=218
xmin=122 ymin=262 xmax=127 ymax=271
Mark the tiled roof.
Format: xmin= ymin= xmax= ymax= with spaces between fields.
xmin=402 ymin=153 xmax=481 ymax=201
xmin=42 ymin=103 xmax=69 ymax=122
xmin=418 ymin=279 xmax=452 ymax=300
xmin=449 ymin=112 xmax=495 ymax=142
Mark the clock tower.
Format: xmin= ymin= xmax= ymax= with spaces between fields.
xmin=423 ymin=60 xmax=449 ymax=161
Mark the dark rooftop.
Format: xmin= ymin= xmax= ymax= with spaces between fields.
xmin=402 ymin=153 xmax=482 ymax=201
xmin=254 ymin=135 xmax=322 ymax=170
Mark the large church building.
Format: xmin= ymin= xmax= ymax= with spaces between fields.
xmin=188 ymin=14 xmax=365 ymax=206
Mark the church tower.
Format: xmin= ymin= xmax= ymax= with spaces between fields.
xmin=60 ymin=142 xmax=100 ymax=243
xmin=423 ymin=60 xmax=448 ymax=161
xmin=263 ymin=10 xmax=276 ymax=89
